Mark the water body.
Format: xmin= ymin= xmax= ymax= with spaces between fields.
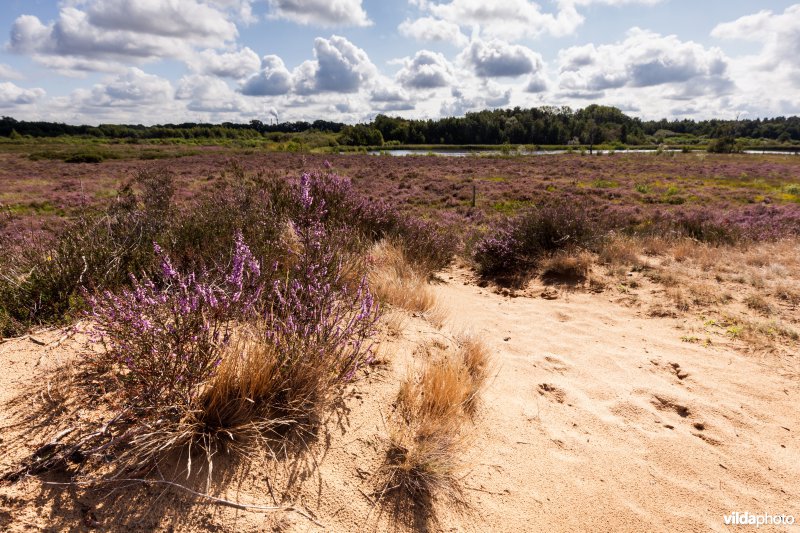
xmin=368 ymin=149 xmax=800 ymax=157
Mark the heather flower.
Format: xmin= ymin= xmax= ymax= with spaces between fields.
xmin=85 ymin=237 xmax=263 ymax=407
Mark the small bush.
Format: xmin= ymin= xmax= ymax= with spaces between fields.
xmin=474 ymin=200 xmax=599 ymax=278
xmin=84 ymin=235 xmax=262 ymax=408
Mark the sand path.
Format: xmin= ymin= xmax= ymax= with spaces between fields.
xmin=434 ymin=267 xmax=799 ymax=532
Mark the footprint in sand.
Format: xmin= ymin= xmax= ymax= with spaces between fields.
xmin=541 ymin=355 xmax=570 ymax=374
xmin=651 ymin=394 xmax=691 ymax=418
xmin=669 ymin=362 xmax=690 ymax=380
xmin=538 ymin=383 xmax=566 ymax=403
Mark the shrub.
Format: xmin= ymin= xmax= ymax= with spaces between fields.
xmin=0 ymin=170 xmax=175 ymax=334
xmin=474 ymin=200 xmax=599 ymax=278
xmin=298 ymin=170 xmax=457 ymax=274
xmin=84 ymin=235 xmax=263 ymax=408
xmin=261 ymin=173 xmax=380 ymax=419
xmin=8 ymin=172 xmax=383 ymax=481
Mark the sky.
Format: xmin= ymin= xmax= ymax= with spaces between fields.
xmin=0 ymin=0 xmax=798 ymax=125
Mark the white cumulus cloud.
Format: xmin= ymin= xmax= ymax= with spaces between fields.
xmin=188 ymin=48 xmax=261 ymax=79
xmin=268 ymin=0 xmax=371 ymax=27
xmin=293 ymin=35 xmax=377 ymax=94
xmin=398 ymin=17 xmax=468 ymax=46
xmin=0 ymin=82 xmax=45 ymax=107
xmin=396 ymin=50 xmax=456 ymax=89
xmin=240 ymin=55 xmax=294 ymax=95
xmin=8 ymin=1 xmax=238 ymax=74
xmin=460 ymin=39 xmax=543 ymax=78
xmin=557 ymin=29 xmax=732 ymax=98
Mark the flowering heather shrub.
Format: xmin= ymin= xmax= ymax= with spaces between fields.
xmin=300 ymin=170 xmax=457 ymax=273
xmin=85 ymin=234 xmax=262 ymax=408
xmin=474 ymin=201 xmax=599 ymax=277
xmin=263 ymin=174 xmax=380 ymax=415
xmin=169 ymin=166 xmax=293 ymax=272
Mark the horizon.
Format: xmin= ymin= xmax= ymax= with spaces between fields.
xmin=0 ymin=1 xmax=798 ymax=126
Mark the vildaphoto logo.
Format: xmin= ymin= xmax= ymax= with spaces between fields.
xmin=723 ymin=511 xmax=795 ymax=528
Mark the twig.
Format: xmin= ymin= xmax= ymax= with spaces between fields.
xmin=358 ymin=487 xmax=377 ymax=506
xmin=41 ymin=478 xmax=324 ymax=527
xmin=1 ymin=334 xmax=29 ymax=344
xmin=464 ymin=485 xmax=506 ymax=496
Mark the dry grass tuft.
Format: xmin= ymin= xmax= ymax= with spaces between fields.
xmin=369 ymin=240 xmax=437 ymax=315
xmin=368 ymin=239 xmax=448 ymax=328
xmin=540 ymin=249 xmax=593 ymax=282
xmin=378 ymin=336 xmax=491 ymax=522
xmin=454 ymin=335 xmax=491 ymax=416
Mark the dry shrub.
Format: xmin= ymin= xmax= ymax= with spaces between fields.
xmin=744 ymin=293 xmax=774 ymax=315
xmin=598 ymin=235 xmax=641 ymax=267
xmin=665 ymin=287 xmax=690 ymax=312
xmin=369 ymin=240 xmax=436 ymax=315
xmin=540 ymin=249 xmax=593 ymax=282
xmin=671 ymin=240 xmax=698 ymax=263
xmin=455 ymin=335 xmax=491 ymax=415
xmin=379 ymin=336 xmax=491 ymax=520
xmin=689 ymin=281 xmax=725 ymax=307
xmin=368 ymin=239 xmax=448 ymax=328
xmin=640 ymin=236 xmax=672 ymax=256
xmin=774 ymin=283 xmax=800 ymax=305
xmin=382 ymin=417 xmax=466 ymax=515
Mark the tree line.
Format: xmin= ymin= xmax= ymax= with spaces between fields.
xmin=2 ymin=105 xmax=799 ymax=146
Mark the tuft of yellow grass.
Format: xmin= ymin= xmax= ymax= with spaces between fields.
xmin=368 ymin=240 xmax=447 ymax=327
xmin=540 ymin=249 xmax=593 ymax=281
xmin=379 ymin=335 xmax=491 ymax=517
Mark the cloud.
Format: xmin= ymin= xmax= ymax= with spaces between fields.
xmin=396 ymin=50 xmax=456 ymax=89
xmin=87 ymin=68 xmax=173 ymax=107
xmin=240 ymin=55 xmax=293 ymax=95
xmin=207 ymin=0 xmax=258 ymax=24
xmin=712 ymin=5 xmax=800 ymax=72
xmin=562 ymin=0 xmax=663 ymax=5
xmin=188 ymin=48 xmax=261 ymax=79
xmin=0 ymin=82 xmax=45 ymax=107
xmin=370 ymin=85 xmax=415 ymax=112
xmin=8 ymin=1 xmax=238 ymax=73
xmin=0 ymin=64 xmax=24 ymax=81
xmin=525 ymin=73 xmax=548 ymax=93
xmin=177 ymin=75 xmax=247 ymax=112
xmin=398 ymin=17 xmax=468 ymax=46
xmin=268 ymin=0 xmax=371 ymax=27
xmin=557 ymin=29 xmax=733 ymax=97
xmin=440 ymin=82 xmax=511 ymax=116
xmin=84 ymin=0 xmax=237 ymax=42
xmin=461 ymin=39 xmax=543 ymax=77
xmin=422 ymin=0 xmax=584 ymax=41
xmin=293 ymin=35 xmax=377 ymax=94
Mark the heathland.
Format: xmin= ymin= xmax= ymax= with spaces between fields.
xmin=0 ymin=141 xmax=798 ymax=531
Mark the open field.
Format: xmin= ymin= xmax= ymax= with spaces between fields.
xmin=1 ymin=148 xmax=799 ymax=531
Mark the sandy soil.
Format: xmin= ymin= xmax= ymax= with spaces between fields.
xmin=1 ymin=266 xmax=798 ymax=531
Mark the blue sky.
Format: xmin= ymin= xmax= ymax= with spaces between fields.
xmin=0 ymin=0 xmax=798 ymax=125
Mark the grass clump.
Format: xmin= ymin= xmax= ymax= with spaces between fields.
xmin=378 ymin=336 xmax=491 ymax=523
xmin=368 ymin=240 xmax=439 ymax=319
